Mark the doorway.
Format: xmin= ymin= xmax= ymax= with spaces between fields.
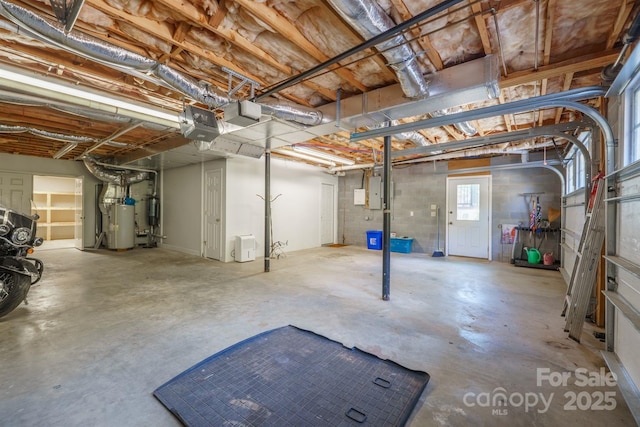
xmin=446 ymin=176 xmax=491 ymax=259
xmin=33 ymin=175 xmax=83 ymax=250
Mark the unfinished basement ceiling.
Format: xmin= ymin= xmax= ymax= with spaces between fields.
xmin=0 ymin=0 xmax=636 ymax=169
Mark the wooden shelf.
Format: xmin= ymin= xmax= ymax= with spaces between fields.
xmin=32 ymin=191 xmax=78 ymax=241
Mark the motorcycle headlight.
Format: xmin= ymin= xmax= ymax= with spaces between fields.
xmin=0 ymin=224 xmax=9 ymax=236
xmin=11 ymin=227 xmax=31 ymax=244
xmin=33 ymin=237 xmax=44 ymax=247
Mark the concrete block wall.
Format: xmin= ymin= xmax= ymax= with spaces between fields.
xmin=338 ymin=161 xmax=447 ymax=255
xmin=338 ymin=159 xmax=562 ymax=262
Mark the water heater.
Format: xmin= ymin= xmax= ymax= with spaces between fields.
xmin=107 ymin=204 xmax=135 ymax=250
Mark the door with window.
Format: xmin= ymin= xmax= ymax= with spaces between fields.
xmin=446 ymin=176 xmax=491 ymax=259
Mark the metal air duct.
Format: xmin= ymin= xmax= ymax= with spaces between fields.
xmin=326 ymin=0 xmax=429 ymax=99
xmin=327 ymin=0 xmax=478 ymax=136
xmin=82 ymin=156 xmax=148 ymax=186
xmin=0 ymin=0 xmax=311 ymax=126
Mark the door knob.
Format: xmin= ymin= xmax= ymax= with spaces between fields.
xmin=449 ymin=222 xmax=453 ymax=225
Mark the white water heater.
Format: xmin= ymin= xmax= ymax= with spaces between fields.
xmin=235 ymin=235 xmax=255 ymax=262
xmin=108 ymin=204 xmax=135 ymax=249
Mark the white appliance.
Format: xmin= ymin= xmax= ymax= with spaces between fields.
xmin=108 ymin=204 xmax=135 ymax=249
xmin=235 ymin=235 xmax=255 ymax=262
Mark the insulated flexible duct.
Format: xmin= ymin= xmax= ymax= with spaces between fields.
xmin=327 ymin=0 xmax=476 ymax=136
xmin=0 ymin=124 xmax=95 ymax=143
xmin=369 ymin=120 xmax=429 ymax=146
xmin=0 ymin=0 xmax=322 ymax=126
xmin=326 ymin=0 xmax=429 ymax=99
xmin=259 ymin=99 xmax=325 ymax=126
xmin=82 ymin=156 xmax=148 ymax=186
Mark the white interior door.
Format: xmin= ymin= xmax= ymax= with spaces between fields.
xmin=447 ymin=176 xmax=491 ymax=259
xmin=0 ymin=172 xmax=31 ymax=213
xmin=320 ymin=183 xmax=334 ymax=245
xmin=74 ymin=177 xmax=84 ymax=250
xmin=204 ymin=169 xmax=223 ymax=260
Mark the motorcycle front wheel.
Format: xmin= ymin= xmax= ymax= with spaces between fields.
xmin=0 ymin=268 xmax=31 ymax=318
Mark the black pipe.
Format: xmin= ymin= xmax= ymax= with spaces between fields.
xmin=264 ymin=141 xmax=271 ymax=272
xmin=382 ymin=133 xmax=391 ymax=301
xmin=254 ymin=0 xmax=465 ymax=101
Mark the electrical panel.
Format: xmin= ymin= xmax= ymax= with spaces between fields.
xmin=368 ymin=176 xmax=381 ymax=210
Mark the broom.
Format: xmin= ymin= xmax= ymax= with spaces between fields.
xmin=432 ymin=206 xmax=445 ymax=257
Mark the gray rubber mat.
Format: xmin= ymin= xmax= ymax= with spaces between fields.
xmin=153 ymin=325 xmax=429 ymax=426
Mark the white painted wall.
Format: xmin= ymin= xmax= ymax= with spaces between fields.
xmin=224 ymin=156 xmax=339 ymax=262
xmin=160 ymin=156 xmax=338 ymax=262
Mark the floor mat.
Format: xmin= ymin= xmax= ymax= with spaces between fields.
xmin=153 ymin=325 xmax=429 ymax=426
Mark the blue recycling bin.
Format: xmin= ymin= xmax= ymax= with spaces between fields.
xmin=366 ymin=230 xmax=383 ymax=250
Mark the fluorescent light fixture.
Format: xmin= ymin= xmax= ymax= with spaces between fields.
xmin=0 ymin=65 xmax=180 ymax=128
xmin=273 ymin=148 xmax=335 ymax=166
xmin=292 ymin=145 xmax=355 ymax=165
xmin=53 ymin=142 xmax=78 ymax=159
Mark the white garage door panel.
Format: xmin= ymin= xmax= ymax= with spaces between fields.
xmin=619 ymin=202 xmax=640 ymax=262
xmin=618 ymin=271 xmax=640 ymax=310
xmin=615 ymin=311 xmax=640 ymax=394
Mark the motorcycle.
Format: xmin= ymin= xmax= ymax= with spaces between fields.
xmin=0 ymin=206 xmax=44 ymax=318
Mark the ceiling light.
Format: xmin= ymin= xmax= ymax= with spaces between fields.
xmin=273 ymin=149 xmax=335 ymax=166
xmin=0 ymin=64 xmax=180 ymax=128
xmin=292 ymin=146 xmax=355 ymax=165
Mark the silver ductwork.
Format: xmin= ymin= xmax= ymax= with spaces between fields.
xmin=82 ymin=156 xmax=148 ymax=186
xmin=0 ymin=124 xmax=93 ymax=143
xmin=327 ymin=0 xmax=477 ymax=136
xmin=0 ymin=0 xmax=495 ymax=160
xmin=369 ymin=120 xmax=430 ymax=146
xmin=259 ymin=99 xmax=325 ymax=126
xmin=430 ymin=107 xmax=477 ymax=136
xmin=0 ymin=0 xmax=310 ymax=126
xmin=326 ymin=0 xmax=429 ymax=99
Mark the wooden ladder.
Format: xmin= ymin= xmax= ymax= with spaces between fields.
xmin=562 ymin=175 xmax=606 ymax=342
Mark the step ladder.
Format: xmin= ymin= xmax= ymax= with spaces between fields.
xmin=562 ymin=175 xmax=606 ymax=342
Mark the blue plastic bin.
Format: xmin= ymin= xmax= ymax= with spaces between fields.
xmin=390 ymin=237 xmax=413 ymax=253
xmin=366 ymin=230 xmax=383 ymax=250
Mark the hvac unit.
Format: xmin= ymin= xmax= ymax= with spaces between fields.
xmin=235 ymin=235 xmax=255 ymax=262
xmin=180 ymin=105 xmax=220 ymax=141
xmin=223 ymin=101 xmax=261 ymax=126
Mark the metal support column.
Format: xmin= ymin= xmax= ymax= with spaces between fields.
xmin=264 ymin=140 xmax=271 ymax=272
xmin=382 ymin=134 xmax=391 ymax=300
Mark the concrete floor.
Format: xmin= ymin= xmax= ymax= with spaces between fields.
xmin=0 ymin=245 xmax=635 ymax=426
